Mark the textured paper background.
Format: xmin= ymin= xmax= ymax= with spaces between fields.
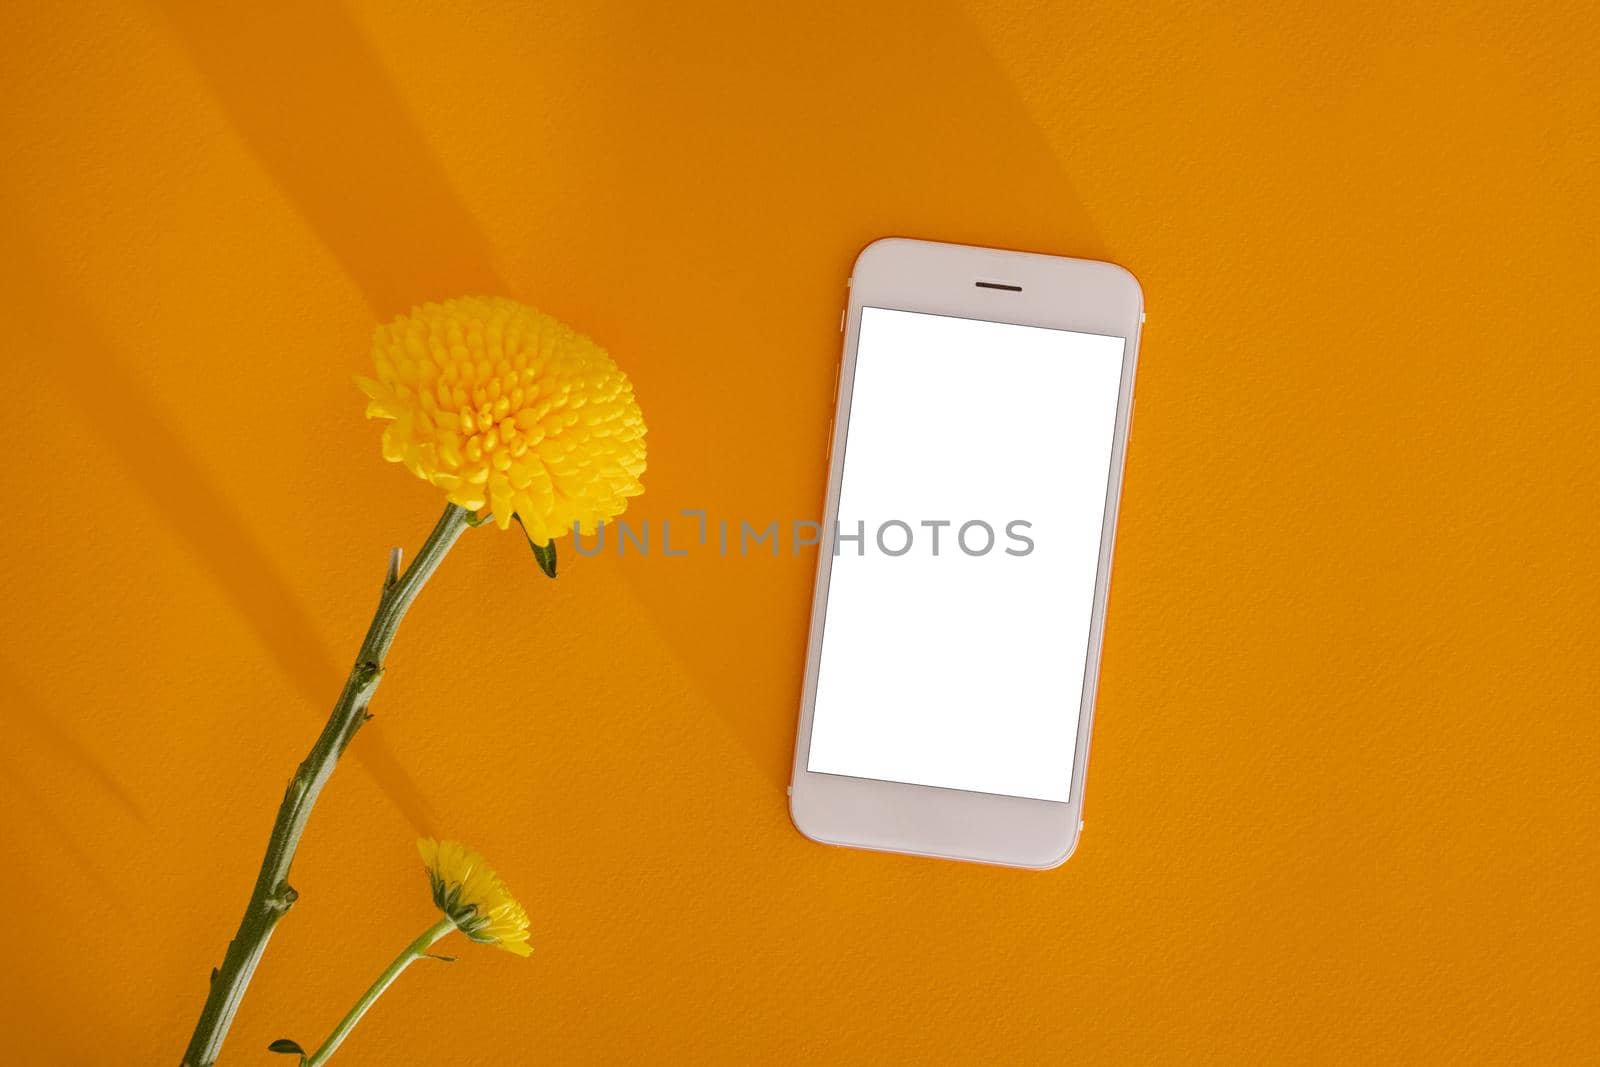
xmin=2 ymin=1 xmax=1595 ymax=1062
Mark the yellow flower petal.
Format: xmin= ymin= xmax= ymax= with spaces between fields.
xmin=361 ymin=297 xmax=646 ymax=534
xmin=417 ymin=838 xmax=532 ymax=957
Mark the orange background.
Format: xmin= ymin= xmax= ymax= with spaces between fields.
xmin=3 ymin=1 xmax=1597 ymax=1063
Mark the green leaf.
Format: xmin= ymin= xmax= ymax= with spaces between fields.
xmin=422 ymin=953 xmax=459 ymax=963
xmin=267 ymin=1038 xmax=306 ymax=1056
xmin=517 ymin=515 xmax=557 ymax=578
xmin=530 ymin=539 xmax=557 ymax=579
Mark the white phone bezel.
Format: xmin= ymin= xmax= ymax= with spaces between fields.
xmin=789 ymin=237 xmax=1144 ymax=869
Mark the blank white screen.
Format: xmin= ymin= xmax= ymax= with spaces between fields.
xmin=806 ymin=307 xmax=1125 ymax=803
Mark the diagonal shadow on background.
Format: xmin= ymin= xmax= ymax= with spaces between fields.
xmin=3 ymin=222 xmax=435 ymax=835
xmin=50 ymin=0 xmax=531 ymax=834
xmin=157 ymin=0 xmax=506 ymax=317
xmin=0 ymin=658 xmax=145 ymax=823
xmin=0 ymin=751 xmax=115 ymax=892
xmin=564 ymin=0 xmax=1110 ymax=789
xmin=157 ymin=0 xmax=1112 ymax=795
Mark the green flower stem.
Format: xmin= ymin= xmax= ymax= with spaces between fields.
xmin=182 ymin=504 xmax=473 ymax=1067
xmin=305 ymin=915 xmax=458 ymax=1067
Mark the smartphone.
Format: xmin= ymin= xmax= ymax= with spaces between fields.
xmin=789 ymin=237 xmax=1143 ymax=869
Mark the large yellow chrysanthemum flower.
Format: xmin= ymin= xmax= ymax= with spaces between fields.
xmin=418 ymin=838 xmax=531 ymax=958
xmin=359 ymin=296 xmax=646 ymax=543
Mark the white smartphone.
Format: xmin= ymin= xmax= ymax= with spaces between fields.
xmin=789 ymin=237 xmax=1143 ymax=869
